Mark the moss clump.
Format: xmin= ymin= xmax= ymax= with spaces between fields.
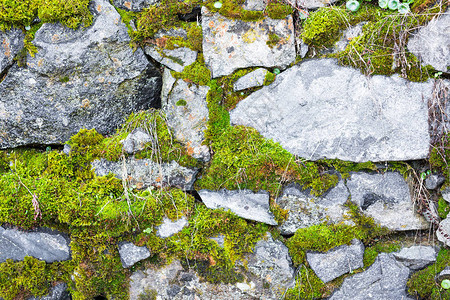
xmin=363 ymin=240 xmax=402 ymax=267
xmin=438 ymin=197 xmax=450 ymax=219
xmin=172 ymin=54 xmax=211 ymax=86
xmin=176 ymin=99 xmax=187 ymax=106
xmin=285 ymin=266 xmax=327 ymax=299
xmin=205 ymin=0 xmax=263 ymax=21
xmin=408 ymin=248 xmax=450 ymax=299
xmin=320 ymin=159 xmax=377 ymax=179
xmin=266 ymin=32 xmax=281 ymax=48
xmin=263 ymin=71 xmax=276 ymax=86
xmin=265 ymin=0 xmax=293 ymax=19
xmin=430 ymin=134 xmax=450 ymax=179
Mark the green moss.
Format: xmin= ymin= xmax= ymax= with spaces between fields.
xmin=138 ymin=288 xmax=158 ymax=300
xmin=266 ymin=32 xmax=281 ymax=48
xmin=176 ymin=99 xmax=187 ymax=106
xmin=265 ymin=0 xmax=293 ymax=19
xmin=320 ymin=159 xmax=377 ymax=179
xmin=205 ymin=0 xmax=263 ymax=22
xmin=363 ymin=240 xmax=402 ymax=267
xmin=408 ymin=248 xmax=450 ymax=299
xmin=430 ymin=134 xmax=450 ymax=179
xmin=59 ymin=76 xmax=70 ymax=83
xmin=172 ymin=54 xmax=211 ymax=86
xmin=438 ymin=197 xmax=450 ymax=219
xmin=263 ymin=71 xmax=276 ymax=86
xmin=285 ymin=266 xmax=327 ymax=299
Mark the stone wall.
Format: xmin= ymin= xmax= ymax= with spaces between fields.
xmin=0 ymin=0 xmax=449 ymax=299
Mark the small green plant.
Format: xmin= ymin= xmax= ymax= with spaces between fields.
xmin=442 ymin=279 xmax=450 ymax=290
xmin=346 ymin=0 xmax=413 ymax=13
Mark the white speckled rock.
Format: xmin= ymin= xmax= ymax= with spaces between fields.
xmin=156 ymin=217 xmax=189 ymax=238
xmin=393 ymin=246 xmax=437 ymax=270
xmin=118 ymin=242 xmax=151 ymax=268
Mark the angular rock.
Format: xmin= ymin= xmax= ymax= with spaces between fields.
xmin=121 ymin=128 xmax=152 ymax=154
xmin=329 ymin=253 xmax=413 ymax=300
xmin=163 ymin=75 xmax=210 ymax=161
xmin=118 ymin=242 xmax=151 ymax=268
xmin=407 ymin=12 xmax=450 ymax=72
xmin=112 ymin=0 xmax=159 ymax=11
xmin=0 ymin=0 xmax=161 ymax=149
xmin=161 ymin=67 xmax=177 ymax=102
xmin=0 ymin=227 xmax=70 ymax=263
xmin=233 ymin=68 xmax=269 ymax=91
xmin=202 ymin=7 xmax=295 ymax=78
xmin=347 ymin=172 xmax=429 ymax=231
xmin=301 ymin=0 xmax=339 ymax=9
xmin=0 ymin=28 xmax=24 ymax=73
xmin=230 ymin=59 xmax=432 ymax=162
xmin=28 ymin=283 xmax=71 ymax=300
xmin=244 ymin=233 xmax=295 ymax=297
xmin=91 ymin=158 xmax=198 ymax=190
xmin=393 ymin=246 xmax=437 ymax=270
xmin=144 ymin=45 xmax=197 ymax=73
xmin=437 ymin=216 xmax=450 ymax=247
xmin=425 ymin=174 xmax=445 ymax=190
xmin=243 ymin=0 xmax=266 ymax=11
xmin=277 ymin=181 xmax=353 ymax=235
xmin=198 ymin=189 xmax=277 ymax=225
xmin=436 ymin=266 xmax=450 ymax=283
xmin=156 ymin=216 xmax=189 ymax=238
xmin=306 ymin=239 xmax=364 ymax=283
xmin=442 ymin=187 xmax=450 ymax=203
xmin=334 ymin=22 xmax=365 ymax=53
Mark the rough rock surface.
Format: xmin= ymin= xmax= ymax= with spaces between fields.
xmin=437 ymin=216 xmax=450 ymax=247
xmin=91 ymin=158 xmax=198 ymax=190
xmin=334 ymin=22 xmax=365 ymax=52
xmin=425 ymin=174 xmax=445 ymax=190
xmin=233 ymin=68 xmax=269 ymax=91
xmin=301 ymin=0 xmax=340 ymax=9
xmin=407 ymin=12 xmax=450 ymax=72
xmin=306 ymin=239 xmax=364 ymax=283
xmin=0 ymin=28 xmax=24 ymax=73
xmin=277 ymin=181 xmax=352 ymax=235
xmin=112 ymin=0 xmax=159 ymax=11
xmin=144 ymin=46 xmax=197 ymax=73
xmin=28 ymin=283 xmax=71 ymax=300
xmin=0 ymin=227 xmax=70 ymax=263
xmin=347 ymin=172 xmax=429 ymax=231
xmin=243 ymin=0 xmax=267 ymax=11
xmin=202 ymin=7 xmax=295 ymax=77
xmin=330 ymin=253 xmax=413 ymax=300
xmin=121 ymin=128 xmax=152 ymax=154
xmin=0 ymin=0 xmax=161 ymax=149
xmin=230 ymin=59 xmax=432 ymax=162
xmin=118 ymin=242 xmax=151 ymax=268
xmin=393 ymin=246 xmax=437 ymax=270
xmin=442 ymin=187 xmax=450 ymax=203
xmin=437 ymin=266 xmax=450 ymax=283
xmin=163 ymin=74 xmax=210 ymax=161
xmin=198 ymin=189 xmax=278 ymax=225
xmin=156 ymin=216 xmax=189 ymax=238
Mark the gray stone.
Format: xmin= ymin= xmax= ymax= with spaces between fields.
xmin=300 ymin=0 xmax=340 ymax=9
xmin=306 ymin=239 xmax=364 ymax=283
xmin=28 ymin=283 xmax=71 ymax=300
xmin=243 ymin=0 xmax=266 ymax=11
xmin=0 ymin=28 xmax=24 ymax=73
xmin=233 ymin=68 xmax=269 ymax=91
xmin=393 ymin=246 xmax=437 ymax=270
xmin=163 ymin=75 xmax=210 ymax=161
xmin=425 ymin=174 xmax=445 ymax=190
xmin=436 ymin=266 xmax=450 ymax=283
xmin=161 ymin=67 xmax=177 ymax=102
xmin=198 ymin=189 xmax=278 ymax=225
xmin=91 ymin=158 xmax=199 ymax=190
xmin=0 ymin=227 xmax=70 ymax=263
xmin=121 ymin=128 xmax=152 ymax=154
xmin=277 ymin=181 xmax=352 ymax=235
xmin=118 ymin=242 xmax=151 ymax=268
xmin=244 ymin=233 xmax=295 ymax=297
xmin=209 ymin=234 xmax=225 ymax=247
xmin=347 ymin=172 xmax=429 ymax=231
xmin=0 ymin=0 xmax=161 ymax=149
xmin=230 ymin=59 xmax=432 ymax=162
xmin=144 ymin=45 xmax=197 ymax=72
xmin=112 ymin=0 xmax=160 ymax=11
xmin=437 ymin=216 xmax=450 ymax=247
xmin=330 ymin=253 xmax=413 ymax=300
xmin=202 ymin=7 xmax=295 ymax=78
xmin=407 ymin=12 xmax=450 ymax=72
xmin=442 ymin=187 xmax=450 ymax=203
xmin=156 ymin=217 xmax=189 ymax=238
xmin=298 ymin=38 xmax=309 ymax=58
xmin=334 ymin=22 xmax=366 ymax=52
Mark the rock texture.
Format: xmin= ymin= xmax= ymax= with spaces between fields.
xmin=28 ymin=283 xmax=71 ymax=300
xmin=301 ymin=0 xmax=340 ymax=9
xmin=347 ymin=172 xmax=429 ymax=231
xmin=233 ymin=68 xmax=269 ymax=91
xmin=243 ymin=0 xmax=267 ymax=11
xmin=277 ymin=182 xmax=352 ymax=235
xmin=393 ymin=246 xmax=437 ymax=270
xmin=118 ymin=242 xmax=151 ymax=268
xmin=121 ymin=128 xmax=152 ymax=154
xmin=408 ymin=12 xmax=450 ymax=72
xmin=230 ymin=59 xmax=432 ymax=162
xmin=306 ymin=239 xmax=364 ymax=283
xmin=0 ymin=28 xmax=24 ymax=73
xmin=163 ymin=73 xmax=210 ymax=161
xmin=330 ymin=253 xmax=413 ymax=300
xmin=437 ymin=216 xmax=450 ymax=247
xmin=113 ymin=0 xmax=160 ymax=11
xmin=144 ymin=46 xmax=197 ymax=73
xmin=198 ymin=189 xmax=278 ymax=225
xmin=0 ymin=0 xmax=161 ymax=149
xmin=202 ymin=7 xmax=295 ymax=77
xmin=156 ymin=217 xmax=189 ymax=238
xmin=0 ymin=227 xmax=70 ymax=263
xmin=91 ymin=158 xmax=198 ymax=190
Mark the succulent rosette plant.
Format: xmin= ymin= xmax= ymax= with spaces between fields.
xmin=346 ymin=0 xmax=360 ymax=12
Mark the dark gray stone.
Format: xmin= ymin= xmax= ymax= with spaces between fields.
xmin=198 ymin=189 xmax=278 ymax=225
xmin=202 ymin=7 xmax=295 ymax=78
xmin=393 ymin=246 xmax=437 ymax=270
xmin=407 ymin=12 xmax=450 ymax=72
xmin=0 ymin=28 xmax=24 ymax=73
xmin=230 ymin=59 xmax=432 ymax=162
xmin=28 ymin=283 xmax=71 ymax=300
xmin=347 ymin=172 xmax=429 ymax=231
xmin=425 ymin=174 xmax=445 ymax=190
xmin=306 ymin=239 xmax=364 ymax=283
xmin=330 ymin=253 xmax=413 ymax=300
xmin=91 ymin=158 xmax=199 ymax=191
xmin=233 ymin=68 xmax=269 ymax=91
xmin=118 ymin=241 xmax=151 ymax=268
xmin=0 ymin=0 xmax=161 ymax=149
xmin=112 ymin=0 xmax=160 ymax=11
xmin=156 ymin=217 xmax=189 ymax=238
xmin=0 ymin=226 xmax=70 ymax=263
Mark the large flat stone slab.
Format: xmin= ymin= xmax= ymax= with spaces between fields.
xmin=230 ymin=59 xmax=432 ymax=162
xmin=202 ymin=7 xmax=295 ymax=78
xmin=0 ymin=227 xmax=70 ymax=263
